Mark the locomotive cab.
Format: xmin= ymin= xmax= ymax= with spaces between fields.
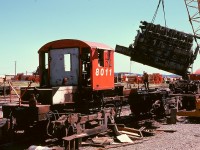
xmin=39 ymin=39 xmax=114 ymax=90
xmin=18 ymin=39 xmax=115 ymax=107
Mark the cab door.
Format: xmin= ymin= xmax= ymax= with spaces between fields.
xmin=49 ymin=48 xmax=79 ymax=86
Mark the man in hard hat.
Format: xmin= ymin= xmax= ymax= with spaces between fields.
xmin=143 ymin=71 xmax=149 ymax=90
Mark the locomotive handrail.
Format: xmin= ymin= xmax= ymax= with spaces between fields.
xmin=8 ymin=81 xmax=20 ymax=99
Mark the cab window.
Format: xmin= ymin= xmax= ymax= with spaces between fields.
xmin=98 ymin=49 xmax=104 ymax=67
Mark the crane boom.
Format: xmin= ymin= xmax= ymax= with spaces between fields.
xmin=184 ymin=0 xmax=200 ymax=43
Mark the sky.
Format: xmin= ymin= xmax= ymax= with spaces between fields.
xmin=0 ymin=0 xmax=200 ymax=76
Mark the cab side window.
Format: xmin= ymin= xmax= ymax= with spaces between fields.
xmin=98 ymin=49 xmax=104 ymax=67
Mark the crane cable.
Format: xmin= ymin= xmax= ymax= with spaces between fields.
xmin=161 ymin=0 xmax=167 ymax=27
xmin=151 ymin=0 xmax=167 ymax=27
xmin=151 ymin=0 xmax=161 ymax=23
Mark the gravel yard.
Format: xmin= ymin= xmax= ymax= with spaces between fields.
xmin=81 ymin=117 xmax=200 ymax=150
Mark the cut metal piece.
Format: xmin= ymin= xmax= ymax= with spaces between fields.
xmin=116 ymin=21 xmax=199 ymax=78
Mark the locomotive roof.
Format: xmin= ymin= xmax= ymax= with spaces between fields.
xmin=38 ymin=39 xmax=114 ymax=53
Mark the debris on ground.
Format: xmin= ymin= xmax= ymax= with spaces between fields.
xmin=116 ymin=134 xmax=133 ymax=143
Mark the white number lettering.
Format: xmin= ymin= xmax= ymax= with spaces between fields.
xmin=105 ymin=69 xmax=108 ymax=76
xmin=109 ymin=69 xmax=112 ymax=76
xmin=100 ymin=68 xmax=104 ymax=76
xmin=95 ymin=68 xmax=112 ymax=76
xmin=96 ymin=68 xmax=99 ymax=76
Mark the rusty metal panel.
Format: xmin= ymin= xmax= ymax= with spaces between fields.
xmin=21 ymin=86 xmax=78 ymax=105
xmin=52 ymin=86 xmax=78 ymax=104
xmin=2 ymin=104 xmax=50 ymax=122
xmin=116 ymin=21 xmax=199 ymax=77
xmin=21 ymin=87 xmax=53 ymax=105
xmin=50 ymin=48 xmax=79 ymax=86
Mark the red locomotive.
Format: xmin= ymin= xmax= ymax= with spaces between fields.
xmin=37 ymin=39 xmax=124 ymax=109
xmin=1 ymin=39 xmax=126 ymax=147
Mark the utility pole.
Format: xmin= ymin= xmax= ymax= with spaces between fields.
xmin=15 ymin=61 xmax=16 ymax=75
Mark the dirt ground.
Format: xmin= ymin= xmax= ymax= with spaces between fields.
xmin=81 ymin=116 xmax=200 ymax=150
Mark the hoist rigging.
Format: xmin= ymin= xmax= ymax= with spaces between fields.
xmin=151 ymin=0 xmax=167 ymax=27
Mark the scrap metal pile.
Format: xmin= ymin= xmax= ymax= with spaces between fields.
xmin=128 ymin=79 xmax=200 ymax=118
xmin=0 ymin=86 xmax=10 ymax=96
xmin=169 ymin=80 xmax=200 ymax=94
xmin=116 ymin=21 xmax=199 ymax=77
xmin=168 ymin=79 xmax=200 ymax=116
xmin=128 ymin=88 xmax=169 ymax=118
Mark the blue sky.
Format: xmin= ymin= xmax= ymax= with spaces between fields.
xmin=0 ymin=0 xmax=199 ymax=75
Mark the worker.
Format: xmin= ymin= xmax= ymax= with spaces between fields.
xmin=143 ymin=71 xmax=149 ymax=90
xmin=29 ymin=94 xmax=37 ymax=107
